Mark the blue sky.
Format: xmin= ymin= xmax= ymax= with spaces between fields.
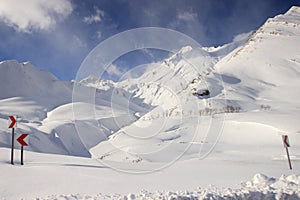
xmin=0 ymin=0 xmax=299 ymax=80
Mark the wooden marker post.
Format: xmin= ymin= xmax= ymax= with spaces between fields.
xmin=17 ymin=134 xmax=28 ymax=165
xmin=20 ymin=145 xmax=24 ymax=165
xmin=11 ymin=127 xmax=14 ymax=165
xmin=282 ymin=135 xmax=292 ymax=170
xmin=8 ymin=116 xmax=17 ymax=165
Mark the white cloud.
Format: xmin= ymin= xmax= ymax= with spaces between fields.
xmin=177 ymin=12 xmax=198 ymax=22
xmin=72 ymin=35 xmax=87 ymax=48
xmin=83 ymin=8 xmax=104 ymax=24
xmin=96 ymin=31 xmax=102 ymax=39
xmin=233 ymin=31 xmax=253 ymax=42
xmin=106 ymin=64 xmax=124 ymax=77
xmin=141 ymin=48 xmax=155 ymax=60
xmin=0 ymin=0 xmax=73 ymax=32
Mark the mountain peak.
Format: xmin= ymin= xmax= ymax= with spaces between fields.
xmin=0 ymin=60 xmax=72 ymax=109
xmin=272 ymin=6 xmax=300 ymax=24
xmin=0 ymin=59 xmax=19 ymax=65
xmin=285 ymin=6 xmax=300 ymax=16
xmin=79 ymin=75 xmax=116 ymax=90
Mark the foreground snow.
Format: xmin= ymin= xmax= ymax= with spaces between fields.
xmin=0 ymin=147 xmax=299 ymax=200
xmin=40 ymin=172 xmax=300 ymax=199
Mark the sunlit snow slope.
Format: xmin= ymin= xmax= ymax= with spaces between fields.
xmin=89 ymin=6 xmax=300 ymax=163
xmin=0 ymin=61 xmax=150 ymax=157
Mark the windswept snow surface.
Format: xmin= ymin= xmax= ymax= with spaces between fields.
xmin=39 ymin=173 xmax=300 ymax=200
xmin=0 ymin=6 xmax=300 ymax=200
xmin=0 ymin=148 xmax=299 ymax=199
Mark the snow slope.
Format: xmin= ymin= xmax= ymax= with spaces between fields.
xmin=215 ymin=6 xmax=300 ymax=133
xmin=87 ymin=6 xmax=300 ymax=165
xmin=0 ymin=61 xmax=150 ymax=157
xmin=0 ymin=60 xmax=72 ymax=111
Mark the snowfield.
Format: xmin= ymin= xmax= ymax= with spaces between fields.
xmin=0 ymin=148 xmax=299 ymax=200
xmin=0 ymin=6 xmax=300 ymax=200
xmin=40 ymin=173 xmax=300 ymax=200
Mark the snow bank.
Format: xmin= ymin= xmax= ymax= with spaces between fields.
xmin=37 ymin=173 xmax=300 ymax=200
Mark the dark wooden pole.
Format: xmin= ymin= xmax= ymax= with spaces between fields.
xmin=11 ymin=127 xmax=15 ymax=165
xmin=21 ymin=145 xmax=24 ymax=165
xmin=285 ymin=147 xmax=292 ymax=170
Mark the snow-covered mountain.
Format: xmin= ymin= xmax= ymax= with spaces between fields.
xmin=0 ymin=6 xmax=300 ymax=166
xmin=215 ymin=5 xmax=300 ymax=132
xmin=202 ymin=31 xmax=253 ymax=58
xmin=1 ymin=6 xmax=300 ymax=199
xmin=0 ymin=60 xmax=73 ymax=119
xmin=0 ymin=61 xmax=150 ymax=157
xmin=89 ymin=7 xmax=300 ymax=164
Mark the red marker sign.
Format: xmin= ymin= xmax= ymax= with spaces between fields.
xmin=17 ymin=134 xmax=28 ymax=146
xmin=282 ymin=135 xmax=290 ymax=148
xmin=8 ymin=116 xmax=17 ymax=128
xmin=17 ymin=134 xmax=28 ymax=165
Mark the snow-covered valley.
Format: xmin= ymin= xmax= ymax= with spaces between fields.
xmin=0 ymin=6 xmax=300 ymax=200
